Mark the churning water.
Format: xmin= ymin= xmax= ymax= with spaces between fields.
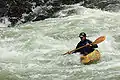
xmin=0 ymin=5 xmax=120 ymax=80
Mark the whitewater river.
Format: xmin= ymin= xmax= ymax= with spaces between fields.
xmin=0 ymin=6 xmax=120 ymax=80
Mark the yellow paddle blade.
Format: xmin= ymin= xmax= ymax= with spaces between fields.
xmin=92 ymin=36 xmax=106 ymax=44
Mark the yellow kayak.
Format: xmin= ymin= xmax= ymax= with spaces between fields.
xmin=80 ymin=50 xmax=101 ymax=65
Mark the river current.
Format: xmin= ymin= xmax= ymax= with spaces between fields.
xmin=0 ymin=5 xmax=120 ymax=80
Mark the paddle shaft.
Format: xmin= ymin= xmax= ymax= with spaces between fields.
xmin=63 ymin=43 xmax=93 ymax=55
xmin=63 ymin=36 xmax=105 ymax=55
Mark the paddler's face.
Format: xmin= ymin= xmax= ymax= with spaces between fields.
xmin=80 ymin=36 xmax=86 ymax=41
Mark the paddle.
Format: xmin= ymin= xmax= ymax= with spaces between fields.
xmin=63 ymin=36 xmax=105 ymax=55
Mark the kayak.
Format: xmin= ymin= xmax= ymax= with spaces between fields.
xmin=80 ymin=50 xmax=100 ymax=65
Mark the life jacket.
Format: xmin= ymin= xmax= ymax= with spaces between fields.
xmin=75 ymin=39 xmax=97 ymax=55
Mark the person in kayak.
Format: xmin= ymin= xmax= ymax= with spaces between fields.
xmin=70 ymin=32 xmax=98 ymax=56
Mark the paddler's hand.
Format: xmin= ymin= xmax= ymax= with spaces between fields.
xmin=63 ymin=51 xmax=71 ymax=55
xmin=67 ymin=51 xmax=72 ymax=54
xmin=89 ymin=44 xmax=92 ymax=46
xmin=86 ymin=43 xmax=92 ymax=46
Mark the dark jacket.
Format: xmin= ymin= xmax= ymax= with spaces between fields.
xmin=74 ymin=39 xmax=98 ymax=55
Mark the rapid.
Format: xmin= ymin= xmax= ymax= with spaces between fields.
xmin=0 ymin=5 xmax=120 ymax=80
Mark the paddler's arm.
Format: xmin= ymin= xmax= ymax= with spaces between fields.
xmin=88 ymin=40 xmax=98 ymax=48
xmin=91 ymin=44 xmax=98 ymax=48
xmin=66 ymin=43 xmax=81 ymax=54
xmin=72 ymin=43 xmax=81 ymax=53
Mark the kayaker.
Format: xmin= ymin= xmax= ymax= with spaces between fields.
xmin=69 ymin=32 xmax=98 ymax=56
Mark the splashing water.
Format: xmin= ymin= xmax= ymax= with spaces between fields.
xmin=0 ymin=6 xmax=120 ymax=80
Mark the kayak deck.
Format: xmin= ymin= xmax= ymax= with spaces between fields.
xmin=80 ymin=50 xmax=100 ymax=65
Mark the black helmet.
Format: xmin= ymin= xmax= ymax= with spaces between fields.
xmin=79 ymin=32 xmax=86 ymax=37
